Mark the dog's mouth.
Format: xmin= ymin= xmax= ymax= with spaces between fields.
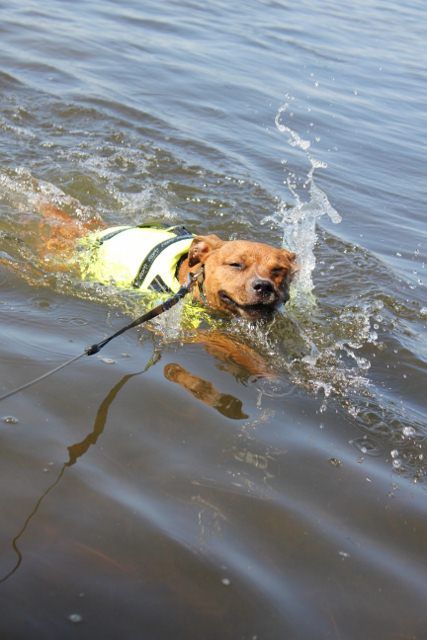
xmin=218 ymin=291 xmax=279 ymax=319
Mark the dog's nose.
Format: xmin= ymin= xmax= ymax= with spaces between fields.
xmin=252 ymin=278 xmax=274 ymax=296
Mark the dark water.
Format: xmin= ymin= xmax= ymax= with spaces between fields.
xmin=1 ymin=0 xmax=426 ymax=638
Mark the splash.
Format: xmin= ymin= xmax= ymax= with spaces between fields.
xmin=275 ymin=103 xmax=312 ymax=152
xmin=260 ymin=101 xmax=427 ymax=480
xmin=0 ymin=167 xmax=95 ymax=223
xmin=265 ymin=102 xmax=341 ymax=306
xmin=280 ymin=159 xmax=341 ymax=305
xmin=261 ymin=102 xmax=374 ymax=405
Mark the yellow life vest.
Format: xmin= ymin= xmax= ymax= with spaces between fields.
xmin=78 ymin=224 xmax=194 ymax=294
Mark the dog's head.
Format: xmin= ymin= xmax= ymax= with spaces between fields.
xmin=187 ymin=235 xmax=296 ymax=319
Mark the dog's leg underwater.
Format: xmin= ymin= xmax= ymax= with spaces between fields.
xmin=35 ymin=201 xmax=104 ymax=267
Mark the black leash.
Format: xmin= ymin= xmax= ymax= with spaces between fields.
xmin=0 ymin=269 xmax=203 ymax=404
xmin=0 ymin=351 xmax=160 ymax=584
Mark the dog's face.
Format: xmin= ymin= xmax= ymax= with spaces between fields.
xmin=188 ymin=235 xmax=296 ymax=319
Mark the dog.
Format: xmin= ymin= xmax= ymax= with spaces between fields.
xmin=30 ymin=201 xmax=297 ymax=386
xmin=37 ymin=203 xmax=296 ymax=321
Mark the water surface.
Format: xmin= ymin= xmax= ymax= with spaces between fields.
xmin=0 ymin=1 xmax=426 ymax=638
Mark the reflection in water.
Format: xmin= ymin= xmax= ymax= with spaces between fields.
xmin=164 ymin=363 xmax=248 ymax=420
xmin=0 ymin=351 xmax=160 ymax=584
xmin=0 ymin=0 xmax=426 ymax=635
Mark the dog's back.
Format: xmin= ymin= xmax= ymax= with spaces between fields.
xmin=78 ymin=224 xmax=194 ymax=293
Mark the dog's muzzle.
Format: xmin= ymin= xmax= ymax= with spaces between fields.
xmin=219 ymin=289 xmax=281 ymax=319
xmin=251 ymin=278 xmax=277 ymax=303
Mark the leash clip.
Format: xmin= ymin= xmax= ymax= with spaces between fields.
xmin=187 ymin=266 xmax=204 ymax=288
xmin=188 ymin=266 xmax=206 ymax=305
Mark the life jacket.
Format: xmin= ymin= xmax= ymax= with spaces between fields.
xmin=78 ymin=224 xmax=194 ymax=294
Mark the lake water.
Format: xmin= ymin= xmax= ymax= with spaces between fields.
xmin=0 ymin=0 xmax=426 ymax=638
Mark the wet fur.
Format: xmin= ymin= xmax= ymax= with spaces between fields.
xmin=35 ymin=202 xmax=296 ymax=377
xmin=178 ymin=234 xmax=296 ymax=319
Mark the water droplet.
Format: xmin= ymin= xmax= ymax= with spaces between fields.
xmin=338 ymin=551 xmax=350 ymax=558
xmin=68 ymin=613 xmax=82 ymax=623
xmin=99 ymin=357 xmax=116 ymax=365
xmin=392 ymin=459 xmax=402 ymax=470
xmin=329 ymin=458 xmax=342 ymax=468
xmin=353 ymin=437 xmax=381 ymax=456
xmin=221 ymin=578 xmax=231 ymax=586
xmin=390 ymin=449 xmax=399 ymax=458
xmin=2 ymin=416 xmax=19 ymax=425
xmin=402 ymin=426 xmax=415 ymax=437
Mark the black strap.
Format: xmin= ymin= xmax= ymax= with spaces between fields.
xmin=95 ymin=224 xmax=194 ymax=291
xmin=136 ymin=223 xmax=192 ymax=237
xmin=0 ymin=271 xmax=201 ymax=404
xmin=86 ymin=273 xmax=197 ymax=354
xmin=167 ymin=225 xmax=193 ymax=237
xmin=98 ymin=226 xmax=132 ymax=244
xmin=132 ymin=234 xmax=193 ymax=289
xmin=149 ymin=275 xmax=170 ymax=293
xmin=100 ymin=224 xmax=192 ymax=246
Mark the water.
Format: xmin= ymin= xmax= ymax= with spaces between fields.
xmin=1 ymin=1 xmax=426 ymax=638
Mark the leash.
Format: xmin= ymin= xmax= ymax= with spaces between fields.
xmin=0 ymin=268 xmax=204 ymax=404
xmin=0 ymin=351 xmax=160 ymax=585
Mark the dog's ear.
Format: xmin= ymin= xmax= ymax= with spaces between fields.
xmin=188 ymin=234 xmax=224 ymax=267
xmin=282 ymin=249 xmax=298 ymax=276
xmin=282 ymin=248 xmax=296 ymax=261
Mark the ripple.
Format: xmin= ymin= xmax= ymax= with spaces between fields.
xmin=254 ymin=377 xmax=295 ymax=398
xmin=31 ymin=296 xmax=57 ymax=311
xmin=57 ymin=316 xmax=88 ymax=326
xmin=350 ymin=435 xmax=383 ymax=456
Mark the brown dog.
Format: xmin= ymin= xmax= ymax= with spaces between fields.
xmin=31 ymin=202 xmax=296 ymax=381
xmin=37 ymin=203 xmax=296 ymax=321
xmin=178 ymin=234 xmax=295 ymax=320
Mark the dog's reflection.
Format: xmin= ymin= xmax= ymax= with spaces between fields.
xmin=164 ymin=363 xmax=248 ymax=420
xmin=0 ymin=355 xmax=248 ymax=583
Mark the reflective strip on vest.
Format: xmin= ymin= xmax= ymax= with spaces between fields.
xmin=78 ymin=226 xmax=194 ymax=293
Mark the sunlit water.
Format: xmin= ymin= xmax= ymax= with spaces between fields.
xmin=0 ymin=1 xmax=426 ymax=638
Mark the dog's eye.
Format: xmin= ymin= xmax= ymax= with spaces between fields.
xmin=271 ymin=267 xmax=285 ymax=277
xmin=228 ymin=262 xmax=245 ymax=270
